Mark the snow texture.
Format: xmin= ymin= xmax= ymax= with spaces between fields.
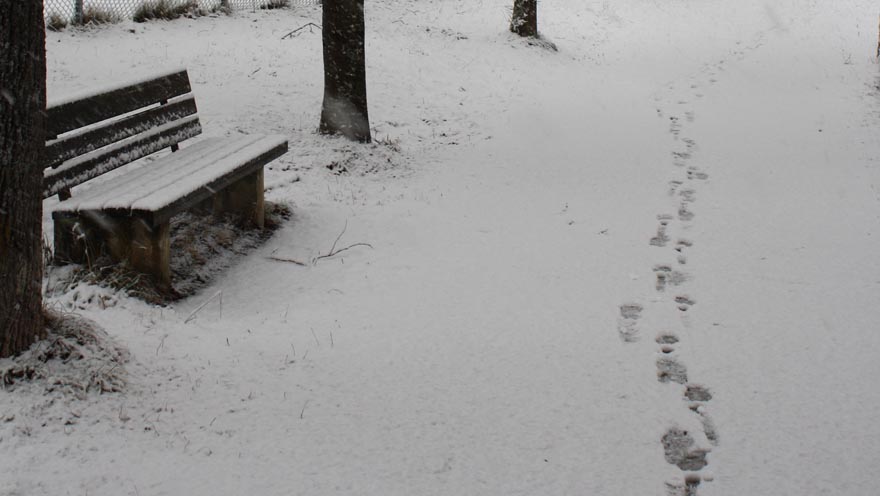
xmin=3 ymin=1 xmax=880 ymax=495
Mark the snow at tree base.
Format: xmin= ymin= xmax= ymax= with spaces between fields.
xmin=2 ymin=0 xmax=880 ymax=494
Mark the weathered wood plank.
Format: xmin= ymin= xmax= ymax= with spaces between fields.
xmin=47 ymin=70 xmax=191 ymax=137
xmin=45 ymin=96 xmax=198 ymax=168
xmin=43 ymin=116 xmax=202 ymax=198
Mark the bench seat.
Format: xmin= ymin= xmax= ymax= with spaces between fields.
xmin=51 ymin=134 xmax=288 ymax=227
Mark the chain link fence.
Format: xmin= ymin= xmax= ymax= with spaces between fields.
xmin=45 ymin=0 xmax=320 ymax=24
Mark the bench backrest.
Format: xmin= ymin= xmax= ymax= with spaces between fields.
xmin=43 ymin=69 xmax=202 ymax=199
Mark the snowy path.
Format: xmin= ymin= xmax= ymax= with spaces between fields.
xmin=4 ymin=1 xmax=880 ymax=495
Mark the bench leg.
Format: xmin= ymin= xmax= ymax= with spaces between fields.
xmin=212 ymin=168 xmax=265 ymax=229
xmin=53 ymin=212 xmax=107 ymax=266
xmin=53 ymin=213 xmax=87 ymax=265
xmin=127 ymin=218 xmax=172 ymax=291
xmin=55 ymin=212 xmax=172 ymax=290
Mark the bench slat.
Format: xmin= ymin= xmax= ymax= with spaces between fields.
xmin=47 ymin=70 xmax=192 ymax=137
xmin=45 ymin=96 xmax=198 ymax=168
xmin=43 ymin=115 xmax=202 ymax=198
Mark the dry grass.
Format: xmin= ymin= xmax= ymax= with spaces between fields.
xmin=1 ymin=309 xmax=128 ymax=395
xmin=133 ymin=0 xmax=205 ymax=22
xmin=260 ymin=0 xmax=291 ymax=9
xmin=47 ymin=202 xmax=291 ymax=305
xmin=46 ymin=12 xmax=69 ymax=31
xmin=77 ymin=5 xmax=122 ymax=25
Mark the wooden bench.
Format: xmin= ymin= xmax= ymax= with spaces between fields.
xmin=43 ymin=68 xmax=288 ymax=290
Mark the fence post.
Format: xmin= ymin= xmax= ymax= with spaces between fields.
xmin=73 ymin=0 xmax=84 ymax=24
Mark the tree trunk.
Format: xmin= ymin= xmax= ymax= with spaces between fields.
xmin=319 ymin=0 xmax=371 ymax=143
xmin=0 ymin=0 xmax=47 ymax=357
xmin=74 ymin=0 xmax=84 ymax=25
xmin=510 ymin=0 xmax=538 ymax=38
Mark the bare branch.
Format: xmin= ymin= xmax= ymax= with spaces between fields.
xmin=281 ymin=22 xmax=322 ymax=40
xmin=313 ymin=243 xmax=373 ymax=264
xmin=328 ymin=220 xmax=348 ymax=256
xmin=311 ymin=220 xmax=373 ymax=264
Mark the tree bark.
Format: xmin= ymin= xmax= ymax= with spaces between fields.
xmin=510 ymin=0 xmax=538 ymax=38
xmin=74 ymin=0 xmax=84 ymax=25
xmin=0 ymin=0 xmax=47 ymax=357
xmin=319 ymin=0 xmax=371 ymax=143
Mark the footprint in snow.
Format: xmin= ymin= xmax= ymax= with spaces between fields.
xmin=618 ymin=303 xmax=643 ymax=342
xmin=657 ymin=356 xmax=688 ymax=384
xmin=679 ymin=188 xmax=696 ymax=203
xmin=698 ymin=410 xmax=719 ymax=445
xmin=656 ymin=332 xmax=679 ymax=354
xmin=651 ymin=225 xmax=671 ymax=247
xmin=654 ymin=265 xmax=690 ymax=292
xmin=675 ymin=238 xmax=693 ymax=253
xmin=684 ymin=384 xmax=712 ymax=402
xmin=651 ymin=215 xmax=675 ymax=246
xmin=669 ymin=116 xmax=682 ymax=138
xmin=687 ymin=169 xmax=709 ymax=181
xmin=678 ymin=203 xmax=695 ymax=222
xmin=673 ymin=150 xmax=691 ymax=163
xmin=661 ymin=428 xmax=709 ymax=471
xmin=687 ymin=404 xmax=720 ymax=445
xmin=656 ymin=333 xmax=680 ymax=345
xmin=665 ymin=475 xmax=703 ymax=496
xmin=675 ymin=295 xmax=696 ymax=312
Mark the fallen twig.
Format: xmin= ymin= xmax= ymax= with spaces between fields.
xmin=269 ymin=222 xmax=372 ymax=266
xmin=281 ymin=22 xmax=321 ymax=39
xmin=156 ymin=334 xmax=167 ymax=355
xmin=184 ymin=290 xmax=223 ymax=324
xmin=313 ymin=243 xmax=373 ymax=263
xmin=312 ymin=220 xmax=373 ymax=264
xmin=267 ymin=256 xmax=307 ymax=266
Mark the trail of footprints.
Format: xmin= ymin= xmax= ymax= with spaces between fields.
xmin=619 ymin=90 xmax=718 ymax=495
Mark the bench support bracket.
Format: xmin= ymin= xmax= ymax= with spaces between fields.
xmin=212 ymin=169 xmax=265 ymax=229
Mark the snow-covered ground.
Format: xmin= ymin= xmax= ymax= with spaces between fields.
xmin=3 ymin=0 xmax=880 ymax=494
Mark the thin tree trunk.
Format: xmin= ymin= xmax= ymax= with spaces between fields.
xmin=319 ymin=0 xmax=371 ymax=143
xmin=510 ymin=0 xmax=538 ymax=38
xmin=74 ymin=0 xmax=84 ymax=25
xmin=0 ymin=0 xmax=47 ymax=357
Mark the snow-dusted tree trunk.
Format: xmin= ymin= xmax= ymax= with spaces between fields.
xmin=0 ymin=0 xmax=47 ymax=357
xmin=319 ymin=0 xmax=371 ymax=143
xmin=510 ymin=0 xmax=538 ymax=38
